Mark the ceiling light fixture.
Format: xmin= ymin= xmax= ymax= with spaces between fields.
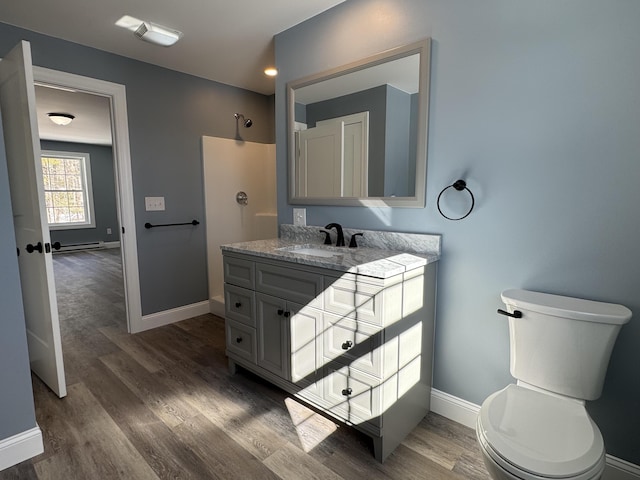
xmin=134 ymin=22 xmax=182 ymax=47
xmin=116 ymin=15 xmax=182 ymax=47
xmin=264 ymin=67 xmax=278 ymax=77
xmin=48 ymin=113 xmax=75 ymax=126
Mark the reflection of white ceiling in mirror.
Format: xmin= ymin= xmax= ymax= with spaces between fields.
xmin=35 ymin=85 xmax=113 ymax=146
xmin=294 ymin=54 xmax=420 ymax=105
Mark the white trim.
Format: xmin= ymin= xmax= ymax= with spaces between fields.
xmin=32 ymin=66 xmax=142 ymax=334
xmin=209 ymin=295 xmax=225 ymax=318
xmin=0 ymin=427 xmax=43 ymax=471
xmin=429 ymin=388 xmax=640 ymax=480
xmin=430 ymin=388 xmax=479 ymax=429
xmin=137 ymin=301 xmax=210 ymax=333
xmin=605 ymin=457 xmax=640 ymax=480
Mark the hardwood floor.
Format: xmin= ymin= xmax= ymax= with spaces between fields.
xmin=1 ymin=249 xmax=490 ymax=480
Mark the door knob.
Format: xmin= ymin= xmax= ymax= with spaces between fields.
xmin=235 ymin=301 xmax=242 ymax=308
xmin=52 ymin=241 xmax=61 ymax=250
xmin=26 ymin=242 xmax=43 ymax=254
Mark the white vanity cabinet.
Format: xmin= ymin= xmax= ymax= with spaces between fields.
xmin=222 ymin=250 xmax=437 ymax=462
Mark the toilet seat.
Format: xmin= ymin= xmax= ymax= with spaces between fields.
xmin=477 ymin=385 xmax=605 ymax=479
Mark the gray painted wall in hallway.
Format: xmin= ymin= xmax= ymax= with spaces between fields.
xmin=0 ymin=112 xmax=38 ymax=439
xmin=275 ymin=0 xmax=640 ymax=462
xmin=0 ymin=21 xmax=274 ymax=315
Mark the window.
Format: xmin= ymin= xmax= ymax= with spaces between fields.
xmin=41 ymin=151 xmax=95 ymax=230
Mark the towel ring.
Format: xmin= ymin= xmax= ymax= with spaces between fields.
xmin=437 ymin=179 xmax=475 ymax=221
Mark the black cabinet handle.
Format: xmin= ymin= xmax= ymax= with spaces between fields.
xmin=277 ymin=309 xmax=284 ymax=316
xmin=236 ymin=337 xmax=243 ymax=343
xmin=341 ymin=340 xmax=353 ymax=350
xmin=341 ymin=388 xmax=353 ymax=396
xmin=283 ymin=311 xmax=291 ymax=318
xmin=52 ymin=241 xmax=61 ymax=250
xmin=235 ymin=301 xmax=242 ymax=308
xmin=26 ymin=242 xmax=43 ymax=254
xmin=497 ymin=309 xmax=522 ymax=318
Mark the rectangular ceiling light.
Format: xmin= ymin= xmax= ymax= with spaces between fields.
xmin=116 ymin=15 xmax=182 ymax=47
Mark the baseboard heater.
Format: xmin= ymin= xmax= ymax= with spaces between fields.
xmin=54 ymin=241 xmax=120 ymax=253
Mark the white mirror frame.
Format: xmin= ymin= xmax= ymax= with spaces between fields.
xmin=287 ymin=38 xmax=431 ymax=208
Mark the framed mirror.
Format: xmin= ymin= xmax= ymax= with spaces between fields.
xmin=287 ymin=38 xmax=431 ymax=208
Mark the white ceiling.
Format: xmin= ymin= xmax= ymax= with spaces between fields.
xmin=0 ymin=0 xmax=345 ymax=95
xmin=36 ymin=85 xmax=113 ymax=146
xmin=2 ymin=0 xmax=345 ymax=146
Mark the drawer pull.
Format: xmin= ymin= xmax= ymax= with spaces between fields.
xmin=341 ymin=388 xmax=353 ymax=396
xmin=236 ymin=337 xmax=243 ymax=343
xmin=283 ymin=311 xmax=291 ymax=318
xmin=277 ymin=309 xmax=284 ymax=316
xmin=341 ymin=340 xmax=353 ymax=350
xmin=235 ymin=301 xmax=242 ymax=308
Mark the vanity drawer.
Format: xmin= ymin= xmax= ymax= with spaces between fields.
xmin=323 ymin=365 xmax=381 ymax=428
xmin=224 ymin=284 xmax=255 ymax=327
xmin=225 ymin=319 xmax=257 ymax=364
xmin=324 ymin=276 xmax=402 ymax=326
xmin=322 ymin=313 xmax=383 ymax=378
xmin=256 ymin=262 xmax=323 ymax=308
xmin=223 ymin=256 xmax=255 ymax=289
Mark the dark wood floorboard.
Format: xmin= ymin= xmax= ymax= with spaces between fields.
xmin=0 ymin=249 xmax=491 ymax=479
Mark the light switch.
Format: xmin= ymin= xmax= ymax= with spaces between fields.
xmin=145 ymin=196 xmax=165 ymax=211
xmin=293 ymin=208 xmax=306 ymax=226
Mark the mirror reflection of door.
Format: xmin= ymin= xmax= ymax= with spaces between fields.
xmin=296 ymin=111 xmax=369 ymax=198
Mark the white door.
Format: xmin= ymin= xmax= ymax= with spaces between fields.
xmin=296 ymin=123 xmax=343 ymax=197
xmin=317 ymin=111 xmax=369 ymax=197
xmin=0 ymin=41 xmax=67 ymax=397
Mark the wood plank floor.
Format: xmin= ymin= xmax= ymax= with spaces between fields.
xmin=1 ymin=249 xmax=491 ymax=480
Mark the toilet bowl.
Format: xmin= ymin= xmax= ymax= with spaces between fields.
xmin=476 ymin=385 xmax=605 ymax=480
xmin=476 ymin=289 xmax=631 ymax=480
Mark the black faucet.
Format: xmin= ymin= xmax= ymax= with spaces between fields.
xmin=349 ymin=233 xmax=364 ymax=248
xmin=319 ymin=230 xmax=332 ymax=245
xmin=324 ymin=223 xmax=345 ymax=247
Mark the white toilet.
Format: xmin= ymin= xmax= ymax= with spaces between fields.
xmin=476 ymin=289 xmax=631 ymax=480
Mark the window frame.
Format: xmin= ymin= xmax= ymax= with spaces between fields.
xmin=41 ymin=150 xmax=96 ymax=230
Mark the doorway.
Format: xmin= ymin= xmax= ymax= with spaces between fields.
xmin=32 ymin=67 xmax=142 ymax=334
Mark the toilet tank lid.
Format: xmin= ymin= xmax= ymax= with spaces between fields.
xmin=501 ymin=289 xmax=632 ymax=325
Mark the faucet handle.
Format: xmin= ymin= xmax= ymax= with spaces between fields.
xmin=349 ymin=233 xmax=364 ymax=248
xmin=319 ymin=230 xmax=332 ymax=245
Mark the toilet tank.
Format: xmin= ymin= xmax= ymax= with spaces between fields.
xmin=501 ymin=289 xmax=631 ymax=401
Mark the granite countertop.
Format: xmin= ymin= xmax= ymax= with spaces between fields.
xmin=221 ymin=238 xmax=439 ymax=279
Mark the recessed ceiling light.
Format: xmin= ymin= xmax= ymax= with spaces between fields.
xmin=48 ymin=113 xmax=75 ymax=126
xmin=264 ymin=67 xmax=278 ymax=77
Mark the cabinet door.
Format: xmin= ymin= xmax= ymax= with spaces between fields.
xmin=289 ymin=301 xmax=322 ymax=399
xmin=256 ymin=293 xmax=288 ymax=378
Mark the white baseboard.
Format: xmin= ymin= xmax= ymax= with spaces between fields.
xmin=209 ymin=295 xmax=225 ymax=318
xmin=430 ymin=388 xmax=480 ymax=429
xmin=136 ymin=301 xmax=210 ymax=333
xmin=429 ymin=388 xmax=640 ymax=480
xmin=0 ymin=426 xmax=43 ymax=471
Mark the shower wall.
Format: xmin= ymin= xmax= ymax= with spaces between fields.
xmin=202 ymin=136 xmax=277 ymax=315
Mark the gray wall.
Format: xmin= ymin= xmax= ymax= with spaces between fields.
xmin=0 ymin=112 xmax=38 ymax=440
xmin=276 ymin=0 xmax=640 ymax=463
xmin=41 ymin=140 xmax=119 ymax=246
xmin=0 ymin=21 xmax=274 ymax=315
